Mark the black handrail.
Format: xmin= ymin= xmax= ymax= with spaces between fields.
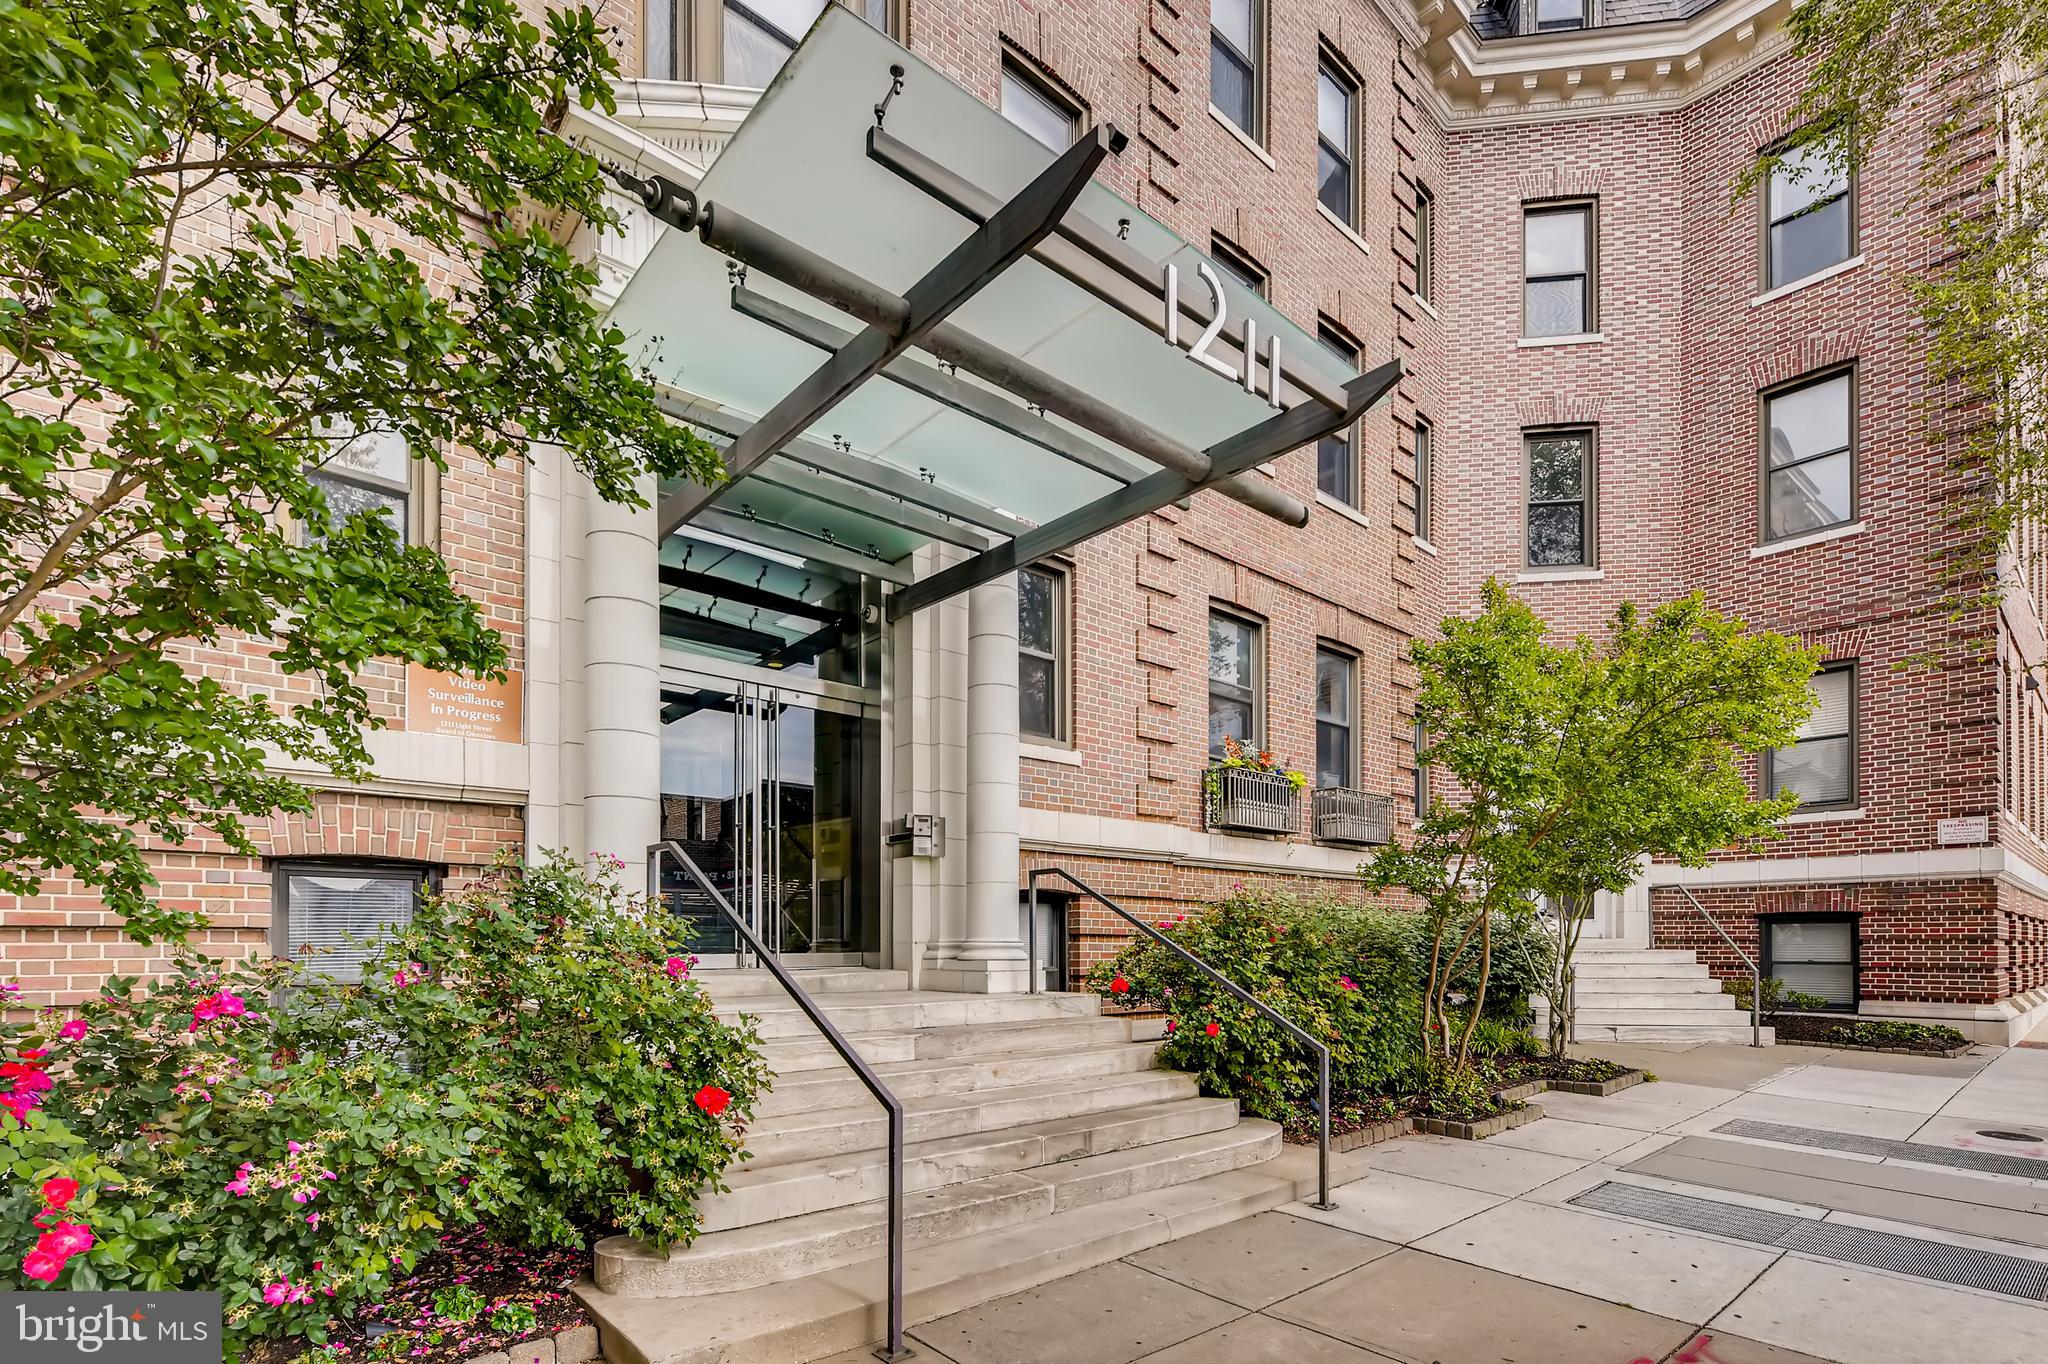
xmin=1025 ymin=867 xmax=1336 ymax=1211
xmin=1672 ymin=884 xmax=1764 ymax=1048
xmin=648 ymin=841 xmax=914 ymax=1362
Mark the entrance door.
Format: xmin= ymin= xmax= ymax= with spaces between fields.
xmin=657 ymin=681 xmax=872 ymax=963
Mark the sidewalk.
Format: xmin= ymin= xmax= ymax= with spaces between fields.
xmin=819 ymin=1041 xmax=2048 ymax=1364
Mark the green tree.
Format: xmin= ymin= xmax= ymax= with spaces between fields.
xmin=1746 ymin=4 xmax=2029 ymax=620
xmin=1366 ymin=582 xmax=1817 ymax=1071
xmin=0 ymin=0 xmax=719 ymax=942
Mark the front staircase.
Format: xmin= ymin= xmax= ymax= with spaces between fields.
xmin=575 ymin=967 xmax=1307 ymax=1364
xmin=1547 ymin=943 xmax=1775 ymax=1044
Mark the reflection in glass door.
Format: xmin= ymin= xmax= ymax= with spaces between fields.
xmin=657 ymin=682 xmax=871 ymax=962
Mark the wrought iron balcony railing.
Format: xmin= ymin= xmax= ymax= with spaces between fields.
xmin=1311 ymin=786 xmax=1394 ymax=846
xmin=1204 ymin=765 xmax=1302 ymax=834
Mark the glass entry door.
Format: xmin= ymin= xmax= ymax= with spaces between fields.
xmin=657 ymin=681 xmax=872 ymax=964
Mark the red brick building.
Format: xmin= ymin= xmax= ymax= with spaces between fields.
xmin=7 ymin=0 xmax=2043 ymax=1044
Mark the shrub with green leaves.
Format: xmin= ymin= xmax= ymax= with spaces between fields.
xmin=283 ymin=850 xmax=771 ymax=1251
xmin=1722 ymin=976 xmax=1832 ymax=1018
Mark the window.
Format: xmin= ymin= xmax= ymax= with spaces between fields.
xmin=1000 ymin=55 xmax=1080 ymax=152
xmin=1316 ymin=322 xmax=1360 ymax=505
xmin=1208 ymin=609 xmax=1262 ymax=755
xmin=723 ymin=0 xmax=829 ymax=87
xmin=1314 ymin=648 xmax=1355 ymax=789
xmin=1524 ymin=429 xmax=1594 ymax=567
xmin=1523 ymin=203 xmax=1594 ymax=338
xmin=1534 ymin=0 xmax=1587 ymax=30
xmin=1209 ymin=234 xmax=1269 ymax=299
xmin=1764 ymin=916 xmax=1858 ymax=1010
xmin=1316 ymin=57 xmax=1358 ymax=228
xmin=1412 ymin=718 xmax=1429 ymax=814
xmin=645 ymin=0 xmax=885 ymax=81
xmin=1210 ymin=0 xmax=1260 ymax=139
xmin=1766 ymin=140 xmax=1853 ymax=290
xmin=273 ymin=863 xmax=431 ymax=983
xmin=1413 ymin=417 xmax=1433 ymax=542
xmin=1762 ymin=368 xmax=1855 ymax=541
xmin=1414 ymin=183 xmax=1435 ymax=302
xmin=1767 ymin=664 xmax=1855 ymax=808
xmin=1017 ymin=564 xmax=1067 ymax=741
xmin=308 ymin=426 xmax=411 ymax=545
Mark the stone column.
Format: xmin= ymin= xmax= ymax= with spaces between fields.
xmin=948 ymin=572 xmax=1028 ymax=992
xmin=578 ymin=474 xmax=661 ymax=871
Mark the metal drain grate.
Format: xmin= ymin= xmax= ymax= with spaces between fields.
xmin=1711 ymin=1119 xmax=2048 ymax=1180
xmin=1567 ymin=1181 xmax=2048 ymax=1301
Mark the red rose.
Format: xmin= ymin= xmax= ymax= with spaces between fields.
xmin=1204 ymin=1022 xmax=1220 ymax=1037
xmin=1110 ymin=976 xmax=1130 ymax=995
xmin=22 ymin=1247 xmax=65 ymax=1283
xmin=40 ymin=1177 xmax=78 ymax=1209
xmin=693 ymin=1084 xmax=732 ymax=1117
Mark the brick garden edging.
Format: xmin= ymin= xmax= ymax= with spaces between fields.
xmin=1414 ymin=1102 xmax=1545 ymax=1140
xmin=1306 ymin=1069 xmax=1654 ymax=1150
xmin=1330 ymin=1116 xmax=1414 ymax=1152
xmin=463 ymin=1322 xmax=599 ymax=1364
xmin=1775 ymin=1037 xmax=1974 ymax=1059
xmin=1544 ymin=1069 xmax=1648 ymax=1097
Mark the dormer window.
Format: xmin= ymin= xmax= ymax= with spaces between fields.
xmin=1534 ymin=0 xmax=1587 ymax=31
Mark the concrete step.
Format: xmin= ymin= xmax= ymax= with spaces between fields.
xmin=577 ymin=1157 xmax=1319 ymax=1364
xmin=1572 ymin=1006 xmax=1753 ymax=1028
xmin=719 ymin=990 xmax=1101 ymax=1041
xmin=590 ymin=1121 xmax=1283 ymax=1300
xmin=1572 ymin=949 xmax=1706 ymax=967
xmin=759 ymin=1015 xmax=1137 ymax=1075
xmin=1573 ymin=973 xmax=1722 ymax=994
xmin=696 ymin=968 xmax=912 ymax=1001
xmin=744 ymin=1068 xmax=1202 ymax=1166
xmin=703 ymin=1097 xmax=1242 ymax=1233
xmin=1569 ymin=993 xmax=1748 ymax=1012
xmin=755 ymin=1040 xmax=1164 ymax=1117
xmin=1577 ymin=1022 xmax=1775 ymax=1044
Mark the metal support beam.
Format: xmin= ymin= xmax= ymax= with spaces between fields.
xmin=731 ymin=287 xmax=1146 ymax=485
xmin=652 ymin=389 xmax=1026 ymax=536
xmin=886 ymin=359 xmax=1403 ymax=621
xmin=661 ymin=123 xmax=1121 ymax=536
xmin=752 ymin=458 xmax=993 ymax=551
xmin=694 ymin=212 xmax=1306 ymax=526
xmin=692 ymin=507 xmax=916 ymax=585
xmin=867 ymin=127 xmax=1348 ymax=415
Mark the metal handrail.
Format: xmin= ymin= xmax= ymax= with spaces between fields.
xmin=648 ymin=841 xmax=914 ymax=1363
xmin=1672 ymin=884 xmax=1763 ymax=1048
xmin=1024 ymin=867 xmax=1336 ymax=1211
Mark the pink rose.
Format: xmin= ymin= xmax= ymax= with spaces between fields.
xmin=263 ymin=1282 xmax=289 ymax=1306
xmin=40 ymin=1176 xmax=79 ymax=1209
xmin=58 ymin=1019 xmax=88 ymax=1041
xmin=664 ymin=957 xmax=686 ymax=979
xmin=38 ymin=1222 xmax=93 ymax=1258
xmin=22 ymin=1247 xmax=65 ymax=1283
xmin=217 ymin=992 xmax=248 ymax=1017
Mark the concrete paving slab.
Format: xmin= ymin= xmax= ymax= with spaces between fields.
xmin=1712 ymin=1254 xmax=2048 ymax=1364
xmin=1753 ymin=1067 xmax=1969 ymax=1116
xmin=1597 ymin=1080 xmax=1749 ymax=1112
xmin=1905 ymin=1114 xmax=2048 ymax=1166
xmin=1278 ymin=1170 xmax=1504 ymax=1245
xmin=1809 ymin=1048 xmax=1994 ymax=1079
xmin=1714 ymin=1092 xmax=1928 ymax=1139
xmin=1365 ymin=1134 xmax=1591 ymax=1197
xmin=1521 ymin=1161 xmax=1833 ymax=1222
xmin=1268 ymin=1248 xmax=1700 ymax=1364
xmin=814 ymin=1345 xmax=961 ymax=1364
xmin=1130 ymin=1312 xmax=1400 ymax=1363
xmin=1650 ymin=1135 xmax=2048 ymax=1214
xmin=1819 ymin=1208 xmax=2048 ymax=1268
xmin=1604 ymin=1132 xmax=1687 ymax=1166
xmin=905 ymin=1260 xmax=1241 ymax=1364
xmin=1124 ymin=1210 xmax=1396 ymax=1310
xmin=1412 ymin=1196 xmax=1782 ymax=1322
xmin=1654 ymin=1329 xmax=1847 ymax=1364
xmin=1485 ymin=1116 xmax=1652 ymax=1161
xmin=1937 ymin=1048 xmax=2048 ymax=1128
xmin=1512 ymin=1090 xmax=1683 ymax=1131
xmin=1576 ymin=1042 xmax=1812 ymax=1091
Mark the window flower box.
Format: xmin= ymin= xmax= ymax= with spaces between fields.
xmin=1205 ymin=765 xmax=1303 ymax=834
xmin=1311 ymin=787 xmax=1393 ymax=846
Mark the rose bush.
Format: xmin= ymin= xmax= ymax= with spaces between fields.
xmin=0 ymin=852 xmax=766 ymax=1356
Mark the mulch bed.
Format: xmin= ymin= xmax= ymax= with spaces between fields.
xmin=1770 ymin=1014 xmax=1974 ymax=1056
xmin=252 ymin=1227 xmax=591 ymax=1364
xmin=1280 ymin=1055 xmax=1649 ymax=1147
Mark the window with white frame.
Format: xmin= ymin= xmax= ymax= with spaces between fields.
xmin=1017 ymin=564 xmax=1067 ymax=742
xmin=1000 ymin=55 xmax=1080 ymax=152
xmin=308 ymin=425 xmax=412 ymax=546
xmin=1414 ymin=182 xmax=1435 ymax=302
xmin=643 ymin=0 xmax=885 ymax=82
xmin=1763 ymin=368 xmax=1854 ymax=542
xmin=1210 ymin=0 xmax=1260 ymax=140
xmin=1523 ymin=202 xmax=1595 ymax=338
xmin=1766 ymin=140 xmax=1853 ymax=291
xmin=1209 ymin=234 xmax=1269 ymax=299
xmin=1534 ymin=0 xmax=1587 ymax=31
xmin=1314 ymin=647 xmax=1355 ymax=790
xmin=1414 ymin=417 xmax=1433 ymax=542
xmin=1208 ymin=609 xmax=1262 ymax=755
xmin=273 ymin=863 xmax=431 ymax=983
xmin=1767 ymin=664 xmax=1855 ymax=809
xmin=1316 ymin=321 xmax=1360 ymax=506
xmin=1316 ymin=56 xmax=1358 ymax=228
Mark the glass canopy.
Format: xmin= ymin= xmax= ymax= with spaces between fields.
xmin=604 ymin=4 xmax=1376 ymax=597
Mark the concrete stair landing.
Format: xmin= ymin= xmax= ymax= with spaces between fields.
xmin=1544 ymin=944 xmax=1775 ymax=1044
xmin=577 ymin=969 xmax=1292 ymax=1364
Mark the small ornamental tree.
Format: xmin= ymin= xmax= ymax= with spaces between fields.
xmin=1366 ymin=582 xmax=1817 ymax=1071
xmin=0 ymin=0 xmax=720 ymax=943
